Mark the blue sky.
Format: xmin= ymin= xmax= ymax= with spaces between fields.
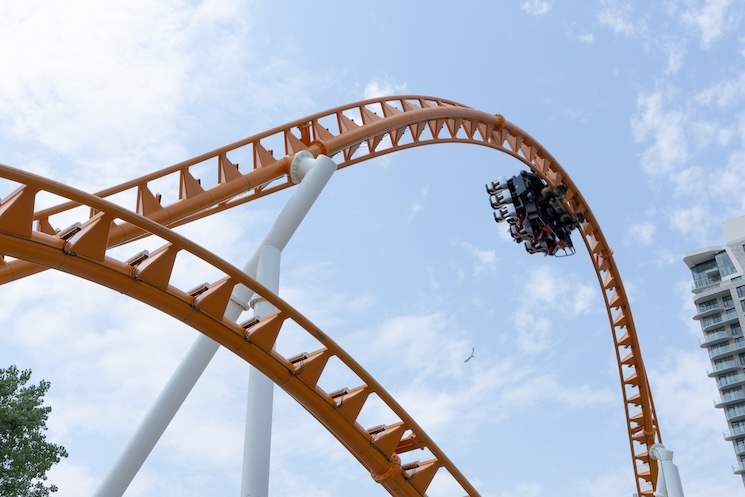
xmin=1 ymin=1 xmax=744 ymax=496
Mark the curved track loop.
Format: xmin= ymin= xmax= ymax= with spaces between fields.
xmin=0 ymin=165 xmax=479 ymax=497
xmin=0 ymin=96 xmax=660 ymax=495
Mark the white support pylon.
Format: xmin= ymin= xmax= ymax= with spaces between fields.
xmin=240 ymin=244 xmax=279 ymax=497
xmin=90 ymin=152 xmax=336 ymax=497
xmin=650 ymin=444 xmax=685 ymax=497
xmin=240 ymin=152 xmax=337 ymax=497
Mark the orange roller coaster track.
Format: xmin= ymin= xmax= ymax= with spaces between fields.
xmin=0 ymin=95 xmax=661 ymax=496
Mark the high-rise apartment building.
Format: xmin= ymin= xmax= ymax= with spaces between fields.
xmin=683 ymin=215 xmax=745 ymax=484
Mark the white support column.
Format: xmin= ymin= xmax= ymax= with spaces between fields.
xmin=240 ymin=152 xmax=337 ymax=497
xmin=91 ymin=153 xmax=336 ymax=497
xmin=240 ymin=245 xmax=279 ymax=497
xmin=650 ymin=444 xmax=685 ymax=497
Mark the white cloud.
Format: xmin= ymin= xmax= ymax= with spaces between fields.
xmin=675 ymin=279 xmax=705 ymax=338
xmin=649 ymin=350 xmax=721 ymax=436
xmin=689 ymin=120 xmax=733 ymax=148
xmin=629 ymin=77 xmax=745 ymax=239
xmin=405 ymin=202 xmax=423 ymax=222
xmin=631 ymin=91 xmax=689 ymax=175
xmin=664 ymin=38 xmax=687 ymax=74
xmin=510 ymin=265 xmax=598 ymax=353
xmin=518 ymin=264 xmax=596 ymax=313
xmin=514 ymin=312 xmax=553 ymax=353
xmin=0 ymin=2 xmax=234 ymax=157
xmin=565 ymin=22 xmax=594 ymax=44
xmin=0 ymin=1 xmax=319 ymax=190
xmin=573 ymin=282 xmax=598 ymax=315
xmin=47 ymin=460 xmax=97 ymax=497
xmin=498 ymin=372 xmax=615 ymax=411
xmin=576 ymin=468 xmax=634 ymax=497
xmin=404 ymin=185 xmax=429 ymax=223
xmin=363 ymin=78 xmax=407 ymax=100
xmin=495 ymin=481 xmax=543 ymax=497
xmin=695 ymin=71 xmax=745 ymax=108
xmin=520 ymin=0 xmax=551 ymax=16
xmin=458 ymin=241 xmax=498 ymax=276
xmin=680 ymin=0 xmax=740 ymax=48
xmin=343 ymin=312 xmax=616 ymax=447
xmin=280 ymin=261 xmax=378 ymax=329
xmin=708 ymin=149 xmax=745 ymax=215
xmin=270 ymin=464 xmax=338 ymax=497
xmin=626 ymin=221 xmax=656 ymax=246
xmin=668 ymin=204 xmax=710 ymax=240
xmin=598 ymin=0 xmax=638 ymax=37
xmin=670 ymin=165 xmax=705 ymax=197
xmin=353 ymin=313 xmax=470 ymax=379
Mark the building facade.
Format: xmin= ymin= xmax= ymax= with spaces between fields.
xmin=683 ymin=215 xmax=745 ymax=484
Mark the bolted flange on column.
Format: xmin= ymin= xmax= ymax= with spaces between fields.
xmin=290 ymin=150 xmax=316 ymax=184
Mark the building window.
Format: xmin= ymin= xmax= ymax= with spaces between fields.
xmin=698 ymin=299 xmax=719 ymax=312
xmin=703 ymin=313 xmax=724 ymax=327
xmin=727 ymin=402 xmax=745 ymax=418
xmin=719 ymin=371 xmax=743 ymax=387
xmin=739 ymin=352 xmax=745 ymax=365
xmin=737 ymin=438 xmax=745 ymax=453
xmin=711 ymin=343 xmax=732 ymax=358
xmin=733 ymin=323 xmax=743 ymax=336
xmin=739 ymin=286 xmax=745 ymax=298
xmin=691 ymin=259 xmax=721 ymax=288
xmin=727 ymin=308 xmax=738 ymax=319
xmin=735 ymin=276 xmax=744 ymax=282
xmin=725 ymin=295 xmax=735 ymax=308
xmin=717 ymin=251 xmax=737 ymax=277
xmin=715 ymin=356 xmax=735 ymax=368
xmin=726 ymin=388 xmax=745 ymax=406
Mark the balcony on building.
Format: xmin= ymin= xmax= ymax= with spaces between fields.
xmin=694 ymin=304 xmax=722 ymax=320
xmin=708 ymin=361 xmax=741 ymax=376
xmin=724 ymin=308 xmax=740 ymax=323
xmin=715 ymin=390 xmax=745 ymax=408
xmin=725 ymin=424 xmax=745 ymax=441
xmin=726 ymin=404 xmax=745 ymax=422
xmin=684 ymin=247 xmax=740 ymax=294
xmin=737 ymin=444 xmax=745 ymax=457
xmin=710 ymin=372 xmax=745 ymax=388
xmin=709 ymin=339 xmax=745 ymax=360
xmin=700 ymin=329 xmax=732 ymax=347
xmin=702 ymin=309 xmax=738 ymax=328
xmin=733 ymin=462 xmax=745 ymax=475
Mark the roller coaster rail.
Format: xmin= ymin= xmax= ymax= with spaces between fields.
xmin=0 ymin=95 xmax=671 ymax=496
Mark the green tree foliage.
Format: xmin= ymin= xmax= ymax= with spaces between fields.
xmin=0 ymin=365 xmax=68 ymax=497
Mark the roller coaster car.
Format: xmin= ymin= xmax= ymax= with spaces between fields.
xmin=486 ymin=171 xmax=584 ymax=257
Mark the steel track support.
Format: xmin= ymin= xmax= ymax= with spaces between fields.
xmin=240 ymin=152 xmax=337 ymax=497
xmin=650 ymin=444 xmax=685 ymax=497
xmin=89 ymin=152 xmax=336 ymax=497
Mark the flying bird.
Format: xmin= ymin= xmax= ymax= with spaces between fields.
xmin=464 ymin=347 xmax=475 ymax=363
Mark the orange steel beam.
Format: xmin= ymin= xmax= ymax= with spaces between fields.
xmin=0 ymin=96 xmax=661 ymax=496
xmin=0 ymin=165 xmax=477 ymax=497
